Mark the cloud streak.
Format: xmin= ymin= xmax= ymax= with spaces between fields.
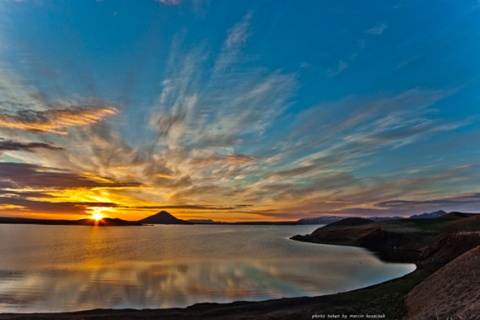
xmin=155 ymin=0 xmax=181 ymax=5
xmin=366 ymin=23 xmax=388 ymax=35
xmin=375 ymin=192 xmax=480 ymax=214
xmin=0 ymin=139 xmax=63 ymax=152
xmin=327 ymin=60 xmax=348 ymax=77
xmin=0 ymin=106 xmax=118 ymax=134
xmin=214 ymin=12 xmax=253 ymax=75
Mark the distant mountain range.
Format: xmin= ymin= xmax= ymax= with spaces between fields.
xmin=409 ymin=210 xmax=447 ymax=219
xmin=296 ymin=210 xmax=455 ymax=225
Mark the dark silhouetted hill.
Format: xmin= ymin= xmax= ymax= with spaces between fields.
xmin=139 ymin=211 xmax=191 ymax=224
xmin=186 ymin=219 xmax=216 ymax=224
xmin=325 ymin=217 xmax=375 ymax=227
xmin=77 ymin=218 xmax=143 ymax=226
xmin=0 ymin=216 xmax=142 ymax=226
xmin=440 ymin=211 xmax=478 ymax=219
xmin=297 ymin=215 xmax=402 ymax=225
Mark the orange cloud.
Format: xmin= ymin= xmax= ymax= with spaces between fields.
xmin=0 ymin=106 xmax=118 ymax=134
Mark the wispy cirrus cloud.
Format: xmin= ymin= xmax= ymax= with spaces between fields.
xmin=155 ymin=0 xmax=181 ymax=5
xmin=161 ymin=82 xmax=466 ymax=218
xmin=213 ymin=12 xmax=253 ymax=75
xmin=225 ymin=12 xmax=251 ymax=49
xmin=326 ymin=60 xmax=348 ymax=77
xmin=366 ymin=23 xmax=388 ymax=35
xmin=267 ymin=162 xmax=480 ymax=218
xmin=189 ymin=154 xmax=257 ymax=167
xmin=376 ymin=192 xmax=480 ymax=214
xmin=286 ymin=88 xmax=456 ymax=156
xmin=140 ymin=16 xmax=295 ymax=207
xmin=210 ymin=87 xmax=472 ymax=218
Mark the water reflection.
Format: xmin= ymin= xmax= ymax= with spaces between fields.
xmin=0 ymin=225 xmax=415 ymax=312
xmin=0 ymin=257 xmax=414 ymax=312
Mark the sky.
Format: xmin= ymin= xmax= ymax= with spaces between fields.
xmin=0 ymin=0 xmax=479 ymax=221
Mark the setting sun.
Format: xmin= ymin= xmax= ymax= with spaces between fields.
xmin=92 ymin=213 xmax=103 ymax=221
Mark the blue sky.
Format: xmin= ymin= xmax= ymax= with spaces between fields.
xmin=0 ymin=0 xmax=479 ymax=221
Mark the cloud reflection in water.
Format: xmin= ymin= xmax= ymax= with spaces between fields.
xmin=0 ymin=225 xmax=415 ymax=312
xmin=0 ymin=257 xmax=414 ymax=312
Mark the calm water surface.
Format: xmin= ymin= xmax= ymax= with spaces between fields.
xmin=0 ymin=225 xmax=415 ymax=312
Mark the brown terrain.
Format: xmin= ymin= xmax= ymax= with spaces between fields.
xmin=1 ymin=213 xmax=479 ymax=320
xmin=406 ymin=236 xmax=480 ymax=320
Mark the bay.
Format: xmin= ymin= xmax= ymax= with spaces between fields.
xmin=0 ymin=224 xmax=415 ymax=312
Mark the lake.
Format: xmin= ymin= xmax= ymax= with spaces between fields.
xmin=0 ymin=224 xmax=415 ymax=312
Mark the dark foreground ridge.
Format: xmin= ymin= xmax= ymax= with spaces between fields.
xmin=1 ymin=212 xmax=479 ymax=319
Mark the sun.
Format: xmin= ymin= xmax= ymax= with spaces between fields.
xmin=89 ymin=206 xmax=109 ymax=221
xmin=92 ymin=213 xmax=104 ymax=221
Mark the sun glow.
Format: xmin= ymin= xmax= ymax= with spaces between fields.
xmin=89 ymin=206 xmax=109 ymax=221
xmin=92 ymin=213 xmax=104 ymax=221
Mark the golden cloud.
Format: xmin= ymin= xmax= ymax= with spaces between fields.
xmin=0 ymin=106 xmax=118 ymax=134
